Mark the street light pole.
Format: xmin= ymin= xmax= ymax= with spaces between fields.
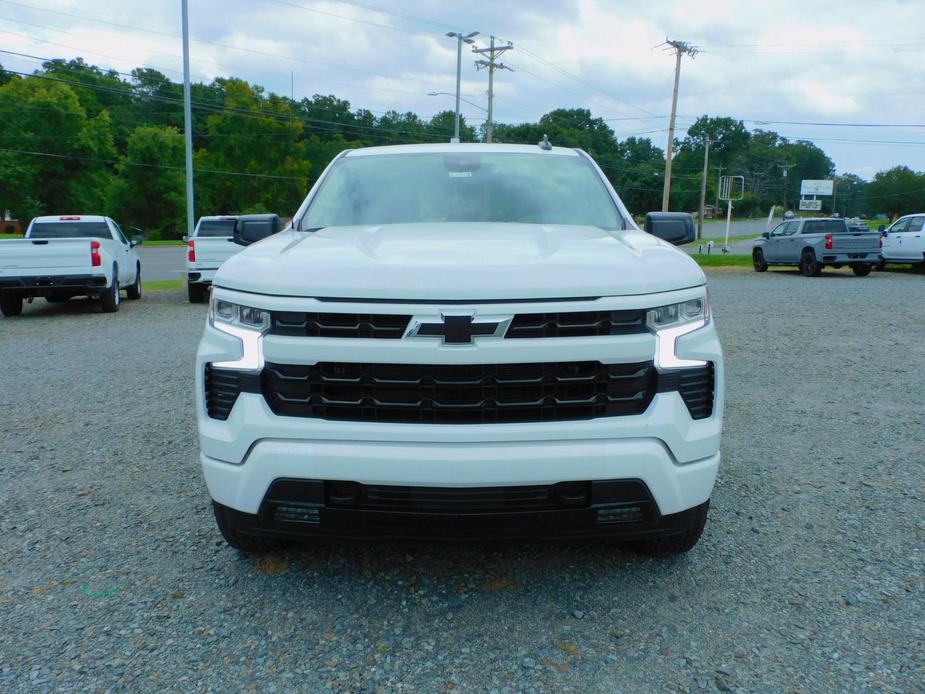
xmin=446 ymin=31 xmax=478 ymax=143
xmin=181 ymin=0 xmax=194 ymax=238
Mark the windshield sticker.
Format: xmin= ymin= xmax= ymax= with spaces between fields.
xmin=448 ymin=171 xmax=472 ymax=178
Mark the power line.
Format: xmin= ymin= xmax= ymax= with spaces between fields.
xmin=0 ymin=146 xmax=312 ymax=180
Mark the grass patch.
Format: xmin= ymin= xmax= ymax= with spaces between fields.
xmin=142 ymin=279 xmax=183 ymax=291
xmin=139 ymin=239 xmax=185 ymax=246
xmin=690 ymin=253 xmax=753 ymax=267
xmin=682 ymin=233 xmax=760 ymax=248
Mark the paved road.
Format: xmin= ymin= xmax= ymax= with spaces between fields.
xmin=138 ymin=246 xmax=185 ymax=281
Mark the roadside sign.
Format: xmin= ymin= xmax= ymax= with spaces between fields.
xmin=800 ymin=179 xmax=834 ymax=196
xmin=799 ymin=198 xmax=823 ymax=211
xmin=719 ymin=175 xmax=744 ymax=201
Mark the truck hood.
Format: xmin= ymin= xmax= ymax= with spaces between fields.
xmin=214 ymin=223 xmax=705 ymax=300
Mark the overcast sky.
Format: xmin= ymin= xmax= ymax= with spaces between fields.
xmin=1 ymin=0 xmax=922 ymax=178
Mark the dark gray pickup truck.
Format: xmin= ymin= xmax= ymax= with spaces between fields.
xmin=752 ymin=217 xmax=881 ymax=276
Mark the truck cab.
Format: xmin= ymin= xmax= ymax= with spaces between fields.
xmin=880 ymin=214 xmax=925 ymax=268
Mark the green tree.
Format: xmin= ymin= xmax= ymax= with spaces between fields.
xmin=194 ymin=79 xmax=310 ymax=216
xmin=833 ymin=173 xmax=868 ymax=217
xmin=0 ymin=76 xmax=114 ymax=219
xmin=108 ymin=125 xmax=185 ymax=238
xmin=866 ymin=166 xmax=925 ymax=219
xmin=428 ymin=110 xmax=476 ymax=142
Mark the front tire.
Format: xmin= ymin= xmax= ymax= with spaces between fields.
xmin=126 ymin=263 xmax=142 ymax=299
xmin=752 ymin=249 xmax=768 ymax=272
xmin=800 ymin=250 xmax=821 ymax=277
xmin=851 ymin=263 xmax=872 ymax=277
xmin=629 ymin=501 xmax=710 ymax=557
xmin=212 ymin=501 xmax=285 ymax=553
xmin=0 ymin=294 xmax=23 ymax=317
xmin=188 ymin=282 xmax=208 ymax=304
xmin=100 ymin=276 xmax=120 ymax=313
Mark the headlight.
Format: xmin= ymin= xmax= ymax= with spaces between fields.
xmin=208 ymin=298 xmax=269 ymax=370
xmin=647 ymin=296 xmax=709 ymax=330
xmin=648 ymin=293 xmax=709 ymax=369
xmin=209 ymin=299 xmax=271 ymax=334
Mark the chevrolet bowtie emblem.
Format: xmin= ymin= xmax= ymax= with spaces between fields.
xmin=412 ymin=314 xmax=503 ymax=344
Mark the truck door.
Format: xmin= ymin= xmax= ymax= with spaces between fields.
xmin=894 ymin=215 xmax=925 ymax=261
xmin=763 ymin=222 xmax=790 ymax=261
xmin=882 ymin=217 xmax=910 ymax=261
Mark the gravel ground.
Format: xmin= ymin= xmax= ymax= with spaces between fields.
xmin=1 ymin=268 xmax=923 ymax=693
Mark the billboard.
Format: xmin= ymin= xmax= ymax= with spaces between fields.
xmin=799 ymin=199 xmax=823 ymax=211
xmin=800 ymin=179 xmax=834 ymax=196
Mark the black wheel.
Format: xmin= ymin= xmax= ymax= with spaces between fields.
xmin=752 ymin=249 xmax=768 ymax=272
xmin=188 ymin=282 xmax=208 ymax=304
xmin=126 ymin=263 xmax=142 ymax=299
xmin=799 ymin=250 xmax=821 ymax=277
xmin=212 ymin=501 xmax=286 ymax=553
xmin=851 ymin=263 xmax=872 ymax=277
xmin=0 ymin=294 xmax=23 ymax=317
xmin=100 ymin=274 xmax=120 ymax=313
xmin=629 ymin=501 xmax=710 ymax=557
xmin=874 ymin=259 xmax=886 ymax=271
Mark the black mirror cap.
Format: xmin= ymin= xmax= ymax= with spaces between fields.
xmin=644 ymin=212 xmax=695 ymax=246
xmin=761 ymin=231 xmax=770 ymax=239
xmin=233 ymin=214 xmax=282 ymax=246
xmin=878 ymin=224 xmax=885 ymax=232
xmin=130 ymin=237 xmax=143 ymax=247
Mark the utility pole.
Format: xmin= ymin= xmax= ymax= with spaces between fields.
xmin=473 ymin=36 xmax=513 ymax=143
xmin=660 ymin=39 xmax=698 ymax=211
xmin=181 ymin=0 xmax=194 ymax=239
xmin=446 ymin=31 xmax=479 ymax=143
xmin=697 ymin=137 xmax=715 ymax=240
xmin=780 ymin=162 xmax=795 ymax=216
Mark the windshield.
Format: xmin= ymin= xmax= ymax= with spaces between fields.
xmin=302 ymin=152 xmax=622 ymax=230
xmin=29 ymin=222 xmax=112 ymax=239
xmin=196 ymin=219 xmax=237 ymax=237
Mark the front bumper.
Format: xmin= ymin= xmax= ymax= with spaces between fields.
xmin=0 ymin=274 xmax=108 ymax=296
xmin=197 ymin=287 xmax=724 ymax=524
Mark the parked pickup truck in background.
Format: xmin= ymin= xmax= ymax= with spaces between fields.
xmin=752 ymin=217 xmax=881 ymax=276
xmin=185 ymin=216 xmax=239 ymax=304
xmin=186 ymin=214 xmax=284 ymax=303
xmin=196 ymin=143 xmax=723 ymax=558
xmin=0 ymin=215 xmax=142 ymax=316
xmin=879 ymin=213 xmax=925 ymax=270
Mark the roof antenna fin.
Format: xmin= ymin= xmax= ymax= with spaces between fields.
xmin=538 ymin=134 xmax=552 ymax=150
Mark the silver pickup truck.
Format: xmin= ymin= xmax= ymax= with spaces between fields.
xmin=752 ymin=217 xmax=881 ymax=277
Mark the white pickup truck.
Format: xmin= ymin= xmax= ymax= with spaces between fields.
xmin=186 ymin=216 xmax=240 ymax=304
xmin=196 ymin=143 xmax=724 ymax=557
xmin=879 ymin=213 xmax=925 ymax=269
xmin=0 ymin=215 xmax=142 ymax=316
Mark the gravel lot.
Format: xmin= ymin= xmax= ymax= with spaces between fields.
xmin=1 ymin=268 xmax=923 ymax=693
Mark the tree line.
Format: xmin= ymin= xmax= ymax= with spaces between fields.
xmin=0 ymin=58 xmax=920 ymax=239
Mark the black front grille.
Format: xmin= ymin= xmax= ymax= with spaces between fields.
xmin=657 ymin=363 xmax=715 ymax=419
xmin=325 ymin=481 xmax=592 ymax=513
xmin=270 ymin=312 xmax=411 ymax=338
xmin=262 ymin=360 xmax=657 ymax=424
xmin=204 ymin=366 xmax=260 ymax=420
xmin=267 ymin=310 xmax=647 ymax=339
xmin=506 ymin=310 xmax=647 ymax=338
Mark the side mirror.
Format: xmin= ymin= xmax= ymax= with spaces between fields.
xmin=761 ymin=231 xmax=770 ymax=239
xmin=878 ymin=224 xmax=885 ymax=232
xmin=182 ymin=235 xmax=189 ymax=243
xmin=233 ymin=214 xmax=281 ymax=246
xmin=130 ymin=237 xmax=143 ymax=248
xmin=644 ymin=212 xmax=695 ymax=246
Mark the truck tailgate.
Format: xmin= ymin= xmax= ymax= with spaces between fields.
xmin=833 ymin=233 xmax=880 ymax=253
xmin=192 ymin=237 xmax=240 ymax=267
xmin=0 ymin=238 xmax=93 ymax=274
